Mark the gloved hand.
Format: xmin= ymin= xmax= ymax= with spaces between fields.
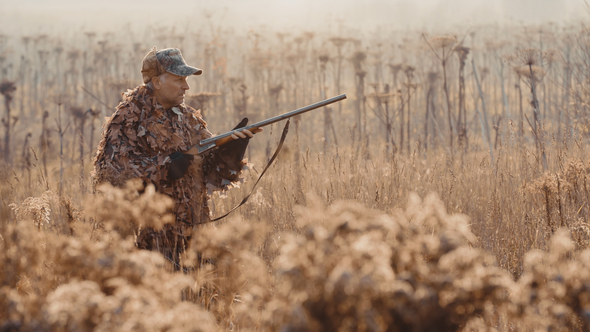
xmin=168 ymin=152 xmax=195 ymax=181
xmin=219 ymin=117 xmax=251 ymax=163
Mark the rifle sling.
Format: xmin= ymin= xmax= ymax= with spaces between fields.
xmin=209 ymin=118 xmax=291 ymax=222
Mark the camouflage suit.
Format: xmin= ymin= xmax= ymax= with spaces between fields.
xmin=92 ymin=51 xmax=249 ymax=265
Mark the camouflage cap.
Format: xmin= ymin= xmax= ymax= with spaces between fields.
xmin=141 ymin=47 xmax=203 ymax=84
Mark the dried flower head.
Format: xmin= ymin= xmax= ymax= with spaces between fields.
xmin=427 ymin=71 xmax=439 ymax=83
xmin=404 ymin=65 xmax=415 ymax=78
xmin=544 ymin=48 xmax=560 ymax=64
xmin=455 ymin=45 xmax=470 ymax=61
xmin=515 ymin=65 xmax=546 ymax=84
xmin=0 ymin=80 xmax=16 ymax=99
xmin=329 ymin=37 xmax=348 ymax=48
xmin=51 ymin=92 xmax=71 ymax=106
xmin=67 ymin=49 xmax=81 ymax=61
xmin=350 ymin=51 xmax=366 ymax=73
xmin=388 ymin=63 xmax=403 ymax=74
xmin=508 ymin=48 xmax=546 ymax=67
xmin=68 ymin=106 xmax=86 ymax=120
xmin=571 ymin=219 xmax=590 ymax=250
xmin=268 ymin=84 xmax=283 ymax=96
xmin=9 ymin=191 xmax=55 ymax=229
xmin=86 ymin=179 xmax=175 ymax=238
xmin=525 ymin=172 xmax=571 ymax=196
xmin=429 ymin=36 xmax=458 ymax=49
xmin=186 ymin=91 xmax=221 ymax=104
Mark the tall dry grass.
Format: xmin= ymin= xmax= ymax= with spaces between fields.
xmin=3 ymin=16 xmax=590 ymax=331
xmin=5 ymin=164 xmax=590 ymax=330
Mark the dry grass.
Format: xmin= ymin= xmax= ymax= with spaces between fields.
xmin=4 ymin=16 xmax=590 ymax=331
xmin=4 ymin=143 xmax=590 ymax=331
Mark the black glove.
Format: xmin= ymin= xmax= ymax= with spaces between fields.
xmin=168 ymin=152 xmax=195 ymax=181
xmin=218 ymin=117 xmax=250 ymax=163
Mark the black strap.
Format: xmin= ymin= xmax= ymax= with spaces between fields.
xmin=209 ymin=119 xmax=291 ymax=222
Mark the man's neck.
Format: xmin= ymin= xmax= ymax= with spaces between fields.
xmin=153 ymin=92 xmax=173 ymax=109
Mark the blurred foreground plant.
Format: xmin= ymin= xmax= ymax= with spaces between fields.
xmin=262 ymin=193 xmax=513 ymax=331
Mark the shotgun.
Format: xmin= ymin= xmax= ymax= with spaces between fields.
xmin=186 ymin=93 xmax=347 ymax=155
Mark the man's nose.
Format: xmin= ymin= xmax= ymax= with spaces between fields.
xmin=182 ymin=81 xmax=190 ymax=90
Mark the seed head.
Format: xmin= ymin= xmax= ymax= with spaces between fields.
xmin=455 ymin=46 xmax=470 ymax=61
xmin=404 ymin=65 xmax=415 ymax=78
xmin=268 ymin=84 xmax=283 ymax=96
xmin=186 ymin=91 xmax=221 ymax=106
xmin=350 ymin=51 xmax=367 ymax=73
xmin=388 ymin=63 xmax=403 ymax=75
xmin=427 ymin=71 xmax=439 ymax=83
xmin=329 ymin=37 xmax=348 ymax=49
xmin=515 ymin=65 xmax=546 ymax=84
xmin=0 ymin=80 xmax=16 ymax=98
xmin=51 ymin=92 xmax=70 ymax=106
xmin=69 ymin=106 xmax=86 ymax=120
xmin=67 ymin=49 xmax=81 ymax=61
xmin=508 ymin=48 xmax=546 ymax=67
xmin=430 ymin=36 xmax=458 ymax=49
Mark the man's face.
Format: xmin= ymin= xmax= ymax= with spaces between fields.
xmin=153 ymin=73 xmax=190 ymax=109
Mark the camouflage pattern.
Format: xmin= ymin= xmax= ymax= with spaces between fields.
xmin=92 ymin=85 xmax=248 ymax=265
xmin=141 ymin=47 xmax=202 ymax=84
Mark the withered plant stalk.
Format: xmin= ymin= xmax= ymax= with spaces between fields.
xmin=456 ymin=46 xmax=469 ymax=151
xmin=1 ymin=81 xmax=16 ymax=165
xmin=515 ymin=76 xmax=524 ymax=138
xmin=404 ymin=66 xmax=415 ymax=155
xmin=472 ymin=57 xmax=494 ymax=163
xmin=40 ymin=110 xmax=50 ymax=178
xmin=21 ymin=132 xmax=32 ymax=187
xmin=423 ymin=35 xmax=458 ymax=154
xmin=55 ymin=103 xmax=70 ymax=196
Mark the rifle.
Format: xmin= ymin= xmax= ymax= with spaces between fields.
xmin=186 ymin=93 xmax=347 ymax=155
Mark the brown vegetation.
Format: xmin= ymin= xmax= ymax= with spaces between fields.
xmin=3 ymin=16 xmax=590 ymax=331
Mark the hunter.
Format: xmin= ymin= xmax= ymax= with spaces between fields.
xmin=92 ymin=47 xmax=260 ymax=267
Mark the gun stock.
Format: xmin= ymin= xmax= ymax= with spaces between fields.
xmin=187 ymin=93 xmax=347 ymax=155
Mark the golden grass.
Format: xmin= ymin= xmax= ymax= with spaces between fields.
xmin=3 ymin=140 xmax=590 ymax=330
xmin=3 ymin=19 xmax=590 ymax=331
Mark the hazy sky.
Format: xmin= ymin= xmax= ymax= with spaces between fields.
xmin=0 ymin=0 xmax=587 ymax=34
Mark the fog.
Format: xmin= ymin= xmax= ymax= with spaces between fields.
xmin=1 ymin=0 xmax=587 ymax=35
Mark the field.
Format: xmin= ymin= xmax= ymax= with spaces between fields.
xmin=3 ymin=6 xmax=590 ymax=331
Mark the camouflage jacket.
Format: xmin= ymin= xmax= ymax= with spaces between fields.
xmin=92 ymin=85 xmax=248 ymax=225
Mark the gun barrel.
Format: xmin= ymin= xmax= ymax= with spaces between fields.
xmin=199 ymin=93 xmax=347 ymax=147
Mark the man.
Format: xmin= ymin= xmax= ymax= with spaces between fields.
xmin=92 ymin=47 xmax=260 ymax=266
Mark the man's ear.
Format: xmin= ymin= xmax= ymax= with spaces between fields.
xmin=151 ymin=76 xmax=161 ymax=90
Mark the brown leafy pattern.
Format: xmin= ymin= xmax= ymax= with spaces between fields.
xmin=92 ymin=85 xmax=248 ymax=228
